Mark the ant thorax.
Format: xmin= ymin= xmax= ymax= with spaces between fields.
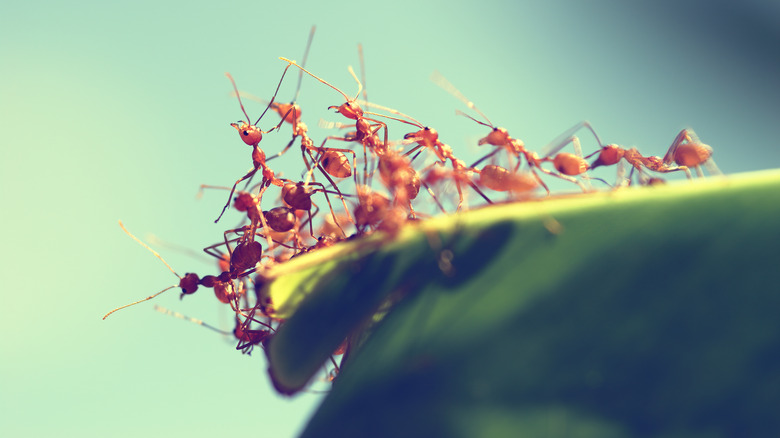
xmin=330 ymin=101 xmax=363 ymax=120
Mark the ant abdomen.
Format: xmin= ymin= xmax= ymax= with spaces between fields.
xmin=320 ymin=151 xmax=352 ymax=178
xmin=264 ymin=207 xmax=297 ymax=232
xmin=552 ymin=153 xmax=589 ymax=176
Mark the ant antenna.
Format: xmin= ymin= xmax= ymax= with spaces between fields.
xmin=102 ymin=221 xmax=183 ymax=320
xmin=225 ymin=73 xmax=253 ymax=126
xmin=154 ymin=305 xmax=233 ymax=336
xmin=347 ymin=65 xmax=362 ymax=101
xmin=280 ymin=57 xmax=361 ymax=103
xmin=358 ymin=43 xmax=368 ymax=103
xmin=293 ymin=25 xmax=316 ymax=102
xmin=430 ymin=70 xmax=493 ymax=127
xmin=226 ymin=64 xmax=293 ymax=127
xmin=119 ymin=220 xmax=180 ymax=278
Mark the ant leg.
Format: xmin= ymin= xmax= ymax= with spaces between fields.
xmin=215 ymin=167 xmax=260 ymax=223
xmin=422 ymin=181 xmax=447 ymax=214
xmin=538 ymin=136 xmax=592 ymax=192
xmin=313 ymin=139 xmax=359 ymax=191
xmin=309 ymin=185 xmax=348 ymax=237
xmin=304 ymin=149 xmax=355 ymax=224
xmin=154 ymin=305 xmax=233 ymax=336
xmin=470 ymin=147 xmax=501 ymax=168
xmin=203 ymin=236 xmax=241 ymax=263
xmin=248 ymin=183 xmax=276 ymax=251
xmin=536 ymin=164 xmax=588 ymax=192
xmin=527 ymin=166 xmax=552 ymax=195
xmin=267 ymin=133 xmax=299 ymax=162
xmin=301 ymin=136 xmax=351 ymax=184
xmin=663 ymin=129 xmax=687 ymax=165
xmin=467 ymin=180 xmax=493 ymax=204
xmin=541 ymin=121 xmax=605 ymax=157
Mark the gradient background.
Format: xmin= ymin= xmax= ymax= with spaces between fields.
xmin=2 ymin=1 xmax=778 ymax=437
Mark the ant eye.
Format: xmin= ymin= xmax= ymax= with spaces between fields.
xmin=243 ymin=131 xmax=249 ymax=136
xmin=424 ymin=127 xmax=431 ymax=131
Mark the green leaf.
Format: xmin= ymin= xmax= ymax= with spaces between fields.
xmin=263 ymin=170 xmax=780 ymax=437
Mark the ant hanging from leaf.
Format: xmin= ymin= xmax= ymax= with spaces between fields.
xmin=103 ymin=221 xmax=236 ymax=319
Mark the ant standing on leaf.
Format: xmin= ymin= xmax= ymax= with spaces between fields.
xmin=557 ymin=121 xmax=719 ymax=184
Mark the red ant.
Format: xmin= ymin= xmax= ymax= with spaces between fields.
xmin=279 ymin=57 xmax=404 ymax=182
xmin=377 ymin=147 xmax=422 ymax=212
xmin=560 ymin=121 xmax=714 ymax=183
xmin=663 ymin=128 xmax=720 ymax=177
xmin=432 ymin=71 xmax=593 ymax=195
xmin=215 ymin=65 xmax=295 ymax=223
xmin=103 ymin=221 xmax=235 ymax=319
xmin=420 ymin=158 xmax=492 ymax=212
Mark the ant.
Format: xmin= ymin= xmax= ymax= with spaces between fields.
xmin=432 ymin=70 xmax=592 ymax=195
xmin=420 ymin=158 xmax=492 ymax=212
xmin=477 ymin=164 xmax=539 ymax=195
xmin=663 ymin=128 xmax=720 ymax=177
xmin=215 ymin=65 xmax=295 ymax=223
xmin=103 ymin=221 xmax=233 ymax=319
xmin=560 ymin=121 xmax=714 ymax=183
xmin=279 ymin=57 xmax=401 ymax=182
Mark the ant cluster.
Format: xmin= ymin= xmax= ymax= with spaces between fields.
xmin=104 ymin=28 xmax=720 ymax=387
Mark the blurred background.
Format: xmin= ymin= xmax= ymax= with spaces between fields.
xmin=1 ymin=0 xmax=778 ymax=436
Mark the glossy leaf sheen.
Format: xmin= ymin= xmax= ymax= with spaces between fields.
xmin=264 ymin=170 xmax=780 ymax=437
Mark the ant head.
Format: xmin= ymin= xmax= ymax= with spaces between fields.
xmin=480 ymin=127 xmax=510 ymax=146
xmin=404 ymin=127 xmax=439 ymax=147
xmin=328 ymin=101 xmax=363 ymax=120
xmin=179 ymin=273 xmax=200 ymax=295
xmin=231 ymin=122 xmax=263 ymax=146
xmin=233 ymin=191 xmax=257 ymax=212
